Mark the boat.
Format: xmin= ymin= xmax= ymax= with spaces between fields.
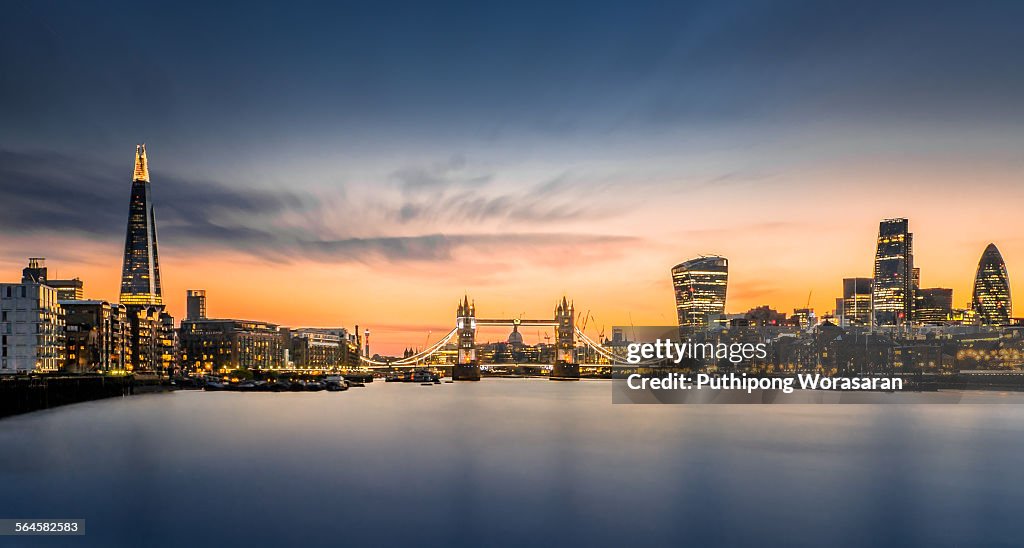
xmin=326 ymin=381 xmax=348 ymax=392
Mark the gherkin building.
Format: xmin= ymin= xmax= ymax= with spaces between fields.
xmin=972 ymin=243 xmax=1011 ymax=326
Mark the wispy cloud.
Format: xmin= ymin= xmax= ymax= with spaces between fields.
xmin=0 ymin=149 xmax=638 ymax=266
xmin=382 ymin=157 xmax=623 ymax=226
xmin=0 ymin=149 xmax=315 ymax=237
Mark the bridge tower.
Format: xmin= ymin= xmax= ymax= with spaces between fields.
xmin=551 ymin=296 xmax=580 ymax=380
xmin=453 ymin=295 xmax=481 ymax=381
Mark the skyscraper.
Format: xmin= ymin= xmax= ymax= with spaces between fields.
xmin=972 ymin=243 xmax=1011 ymax=326
xmin=915 ymin=288 xmax=953 ymax=325
xmin=672 ymin=255 xmax=728 ymax=330
xmin=119 ymin=144 xmax=163 ymax=306
xmin=872 ymin=219 xmax=913 ymax=327
xmin=842 ymin=278 xmax=872 ymax=326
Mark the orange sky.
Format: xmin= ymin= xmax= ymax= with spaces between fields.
xmin=2 ymin=151 xmax=1020 ymax=356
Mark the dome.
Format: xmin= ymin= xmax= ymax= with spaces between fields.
xmin=508 ymin=328 xmax=524 ymax=345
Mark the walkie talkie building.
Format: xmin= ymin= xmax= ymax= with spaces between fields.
xmin=672 ymin=255 xmax=728 ymax=330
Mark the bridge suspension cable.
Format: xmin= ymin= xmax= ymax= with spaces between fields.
xmin=574 ymin=326 xmax=663 ymax=366
xmin=574 ymin=326 xmax=624 ymax=363
xmin=359 ymin=328 xmax=458 ymax=367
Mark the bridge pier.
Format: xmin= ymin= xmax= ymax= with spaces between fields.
xmin=550 ymin=362 xmax=580 ymax=380
xmin=452 ymin=363 xmax=481 ymax=381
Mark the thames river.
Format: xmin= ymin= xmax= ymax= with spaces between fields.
xmin=2 ymin=380 xmax=1024 ymax=547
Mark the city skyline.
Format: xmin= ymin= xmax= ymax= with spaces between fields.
xmin=3 ymin=2 xmax=1024 ymax=353
xmin=0 ymin=142 xmax=1018 ymax=354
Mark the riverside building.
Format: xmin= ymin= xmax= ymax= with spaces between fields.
xmin=0 ymin=270 xmax=65 ymax=374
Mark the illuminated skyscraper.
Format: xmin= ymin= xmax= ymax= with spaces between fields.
xmin=119 ymin=144 xmax=163 ymax=306
xmin=915 ymin=288 xmax=953 ymax=325
xmin=872 ymin=219 xmax=913 ymax=327
xmin=841 ymin=278 xmax=872 ymax=326
xmin=972 ymin=243 xmax=1011 ymax=326
xmin=672 ymin=255 xmax=728 ymax=330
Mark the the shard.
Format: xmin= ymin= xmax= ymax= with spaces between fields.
xmin=119 ymin=144 xmax=163 ymax=306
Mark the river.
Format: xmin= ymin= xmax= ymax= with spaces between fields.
xmin=1 ymin=379 xmax=1023 ymax=546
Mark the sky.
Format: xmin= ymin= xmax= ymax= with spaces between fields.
xmin=2 ymin=0 xmax=1024 ymax=354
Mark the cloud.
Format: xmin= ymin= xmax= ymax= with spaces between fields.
xmin=391 ymin=155 xmax=492 ymax=191
xmin=383 ymin=159 xmax=621 ymax=226
xmin=0 ymin=149 xmax=314 ymax=239
xmin=0 ymin=149 xmax=638 ymax=266
xmin=221 ymin=232 xmax=639 ymax=265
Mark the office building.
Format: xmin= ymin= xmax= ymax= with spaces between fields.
xmin=115 ymin=145 xmax=175 ymax=372
xmin=119 ymin=144 xmax=163 ymax=306
xmin=841 ymin=278 xmax=872 ymax=326
xmin=872 ymin=219 xmax=914 ymax=327
xmin=972 ymin=243 xmax=1012 ymax=326
xmin=672 ymin=255 xmax=728 ymax=330
xmin=915 ymin=288 xmax=953 ymax=325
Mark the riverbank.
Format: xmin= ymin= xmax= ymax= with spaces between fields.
xmin=0 ymin=374 xmax=170 ymax=419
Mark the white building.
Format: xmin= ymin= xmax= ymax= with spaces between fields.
xmin=0 ymin=281 xmax=65 ymax=374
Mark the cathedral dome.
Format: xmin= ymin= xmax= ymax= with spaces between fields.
xmin=508 ymin=328 xmax=524 ymax=345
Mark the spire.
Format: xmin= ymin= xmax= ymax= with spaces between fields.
xmin=133 ymin=144 xmax=150 ymax=182
xmin=120 ymin=143 xmax=162 ymax=306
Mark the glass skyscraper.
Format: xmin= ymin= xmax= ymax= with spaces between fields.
xmin=915 ymin=288 xmax=953 ymax=325
xmin=972 ymin=243 xmax=1011 ymax=326
xmin=119 ymin=144 xmax=163 ymax=306
xmin=872 ymin=218 xmax=913 ymax=327
xmin=841 ymin=277 xmax=872 ymax=326
xmin=672 ymin=255 xmax=728 ymax=330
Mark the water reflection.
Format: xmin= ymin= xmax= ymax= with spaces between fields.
xmin=0 ymin=380 xmax=1022 ymax=547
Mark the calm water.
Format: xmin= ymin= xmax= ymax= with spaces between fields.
xmin=2 ymin=380 xmax=1024 ymax=547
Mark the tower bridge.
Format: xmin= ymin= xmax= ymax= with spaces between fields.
xmin=359 ymin=295 xmax=625 ymax=380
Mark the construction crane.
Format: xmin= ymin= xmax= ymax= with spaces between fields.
xmin=579 ymin=309 xmax=592 ymax=332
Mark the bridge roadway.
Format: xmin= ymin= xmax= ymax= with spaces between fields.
xmin=363 ymin=362 xmax=614 ymax=370
xmin=475 ymin=318 xmax=559 ymax=327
